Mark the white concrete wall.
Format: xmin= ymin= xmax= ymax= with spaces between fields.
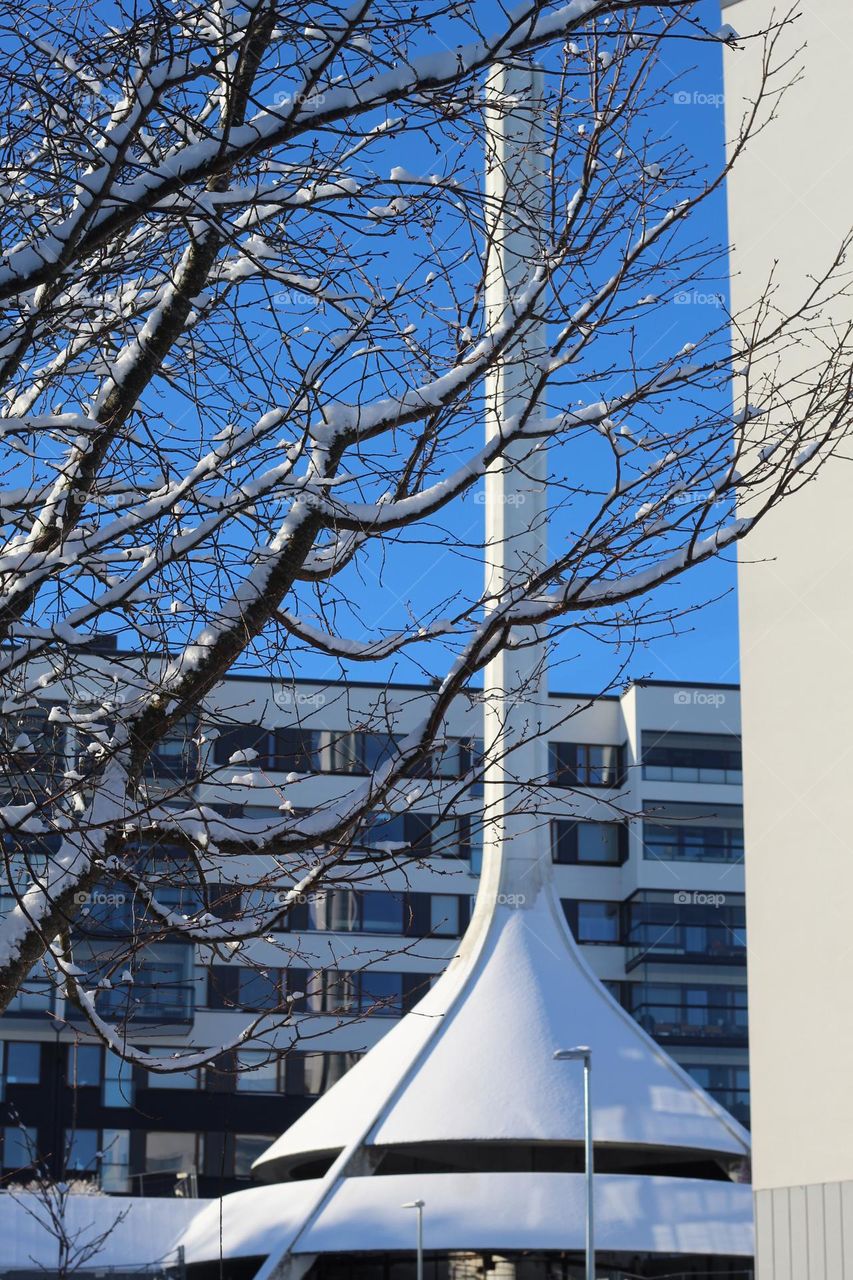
xmin=724 ymin=0 xmax=853 ymax=1269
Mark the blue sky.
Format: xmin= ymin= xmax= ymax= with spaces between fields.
xmin=282 ymin=0 xmax=741 ymax=696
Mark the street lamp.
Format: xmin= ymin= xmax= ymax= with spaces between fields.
xmin=553 ymin=1047 xmax=594 ymax=1280
xmin=401 ymin=1199 xmax=425 ymax=1280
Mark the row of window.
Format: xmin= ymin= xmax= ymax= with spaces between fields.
xmin=172 ymin=727 xmax=744 ymax=791
xmin=0 ymin=1041 xmax=361 ymax=1104
xmin=1 ymin=710 xmax=742 ymax=796
xmin=0 ymin=1124 xmax=271 ymax=1189
xmin=208 ymin=967 xmax=430 ymax=1017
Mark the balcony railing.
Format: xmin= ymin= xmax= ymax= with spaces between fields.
xmin=625 ymin=924 xmax=747 ymax=971
xmin=68 ymin=975 xmax=195 ymax=1027
xmin=642 ymin=763 xmax=742 ymax=785
xmin=629 ymin=1001 xmax=748 ymax=1045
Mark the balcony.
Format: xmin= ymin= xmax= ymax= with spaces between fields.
xmin=627 ymin=986 xmax=748 ymax=1047
xmin=641 ymin=731 xmax=742 ymax=788
xmin=630 ymin=1002 xmax=747 ymax=1046
xmin=626 ymin=923 xmax=747 ymax=971
xmin=624 ymin=890 xmax=747 ymax=972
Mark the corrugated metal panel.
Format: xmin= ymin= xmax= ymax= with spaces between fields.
xmin=757 ymin=1181 xmax=853 ymax=1279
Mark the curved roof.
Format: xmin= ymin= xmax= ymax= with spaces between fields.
xmin=255 ymin=887 xmax=749 ymax=1178
xmin=179 ymin=1172 xmax=754 ymax=1263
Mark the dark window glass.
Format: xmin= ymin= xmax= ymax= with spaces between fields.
xmin=238 ymin=969 xmax=284 ymax=1012
xmin=66 ymin=1128 xmax=99 ymax=1172
xmin=553 ymin=821 xmax=626 ymax=866
xmin=290 ymin=1051 xmax=362 ymax=1097
xmin=360 ymin=970 xmax=404 ymax=1014
xmin=272 ymin=728 xmax=320 ymax=773
xmin=626 ymin=982 xmax=748 ymax=1043
xmin=144 ymin=718 xmax=198 ymax=782
xmin=360 ymin=892 xmax=405 ymax=934
xmin=212 ymin=725 xmax=270 ymax=768
xmin=67 ymin=1045 xmax=101 ymax=1087
xmin=7 ymin=1043 xmax=40 ymax=1084
xmin=3 ymin=1125 xmax=36 ymax=1169
xmin=549 ymin=742 xmax=624 ymax=788
xmin=234 ymin=1134 xmax=275 ymax=1179
xmin=643 ymin=822 xmax=744 ymax=865
xmin=641 ymin=731 xmax=742 ymax=784
xmin=576 ymin=901 xmax=620 ymax=943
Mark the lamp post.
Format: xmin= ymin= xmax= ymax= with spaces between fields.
xmin=553 ymin=1047 xmax=594 ymax=1280
xmin=401 ymin=1199 xmax=425 ymax=1280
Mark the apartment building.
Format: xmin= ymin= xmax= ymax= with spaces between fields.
xmin=0 ymin=673 xmax=747 ymax=1199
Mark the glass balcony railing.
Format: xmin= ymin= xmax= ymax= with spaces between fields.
xmin=625 ymin=923 xmax=747 ymax=970
xmin=67 ymin=972 xmax=194 ymax=1027
xmin=630 ymin=1000 xmax=748 ymax=1045
xmin=643 ymin=763 xmax=743 ymax=785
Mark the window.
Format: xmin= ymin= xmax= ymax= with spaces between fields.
xmin=626 ymin=982 xmax=748 ymax=1043
xmin=145 ymin=1131 xmax=202 ymax=1175
xmin=563 ymin=906 xmax=617 ymax=947
xmin=684 ymin=1064 xmax=750 ymax=1126
xmin=146 ymin=1048 xmax=199 ymax=1090
xmin=103 ymin=1050 xmax=134 ymax=1108
xmin=101 ymin=1129 xmax=131 ymax=1192
xmin=550 ymin=742 xmax=624 ymax=788
xmin=67 ymin=1044 xmax=101 ymax=1087
xmin=624 ymin=891 xmax=746 ymax=963
xmin=3 ymin=1125 xmax=36 ymax=1170
xmin=359 ymin=970 xmax=404 ymax=1014
xmin=361 ymin=892 xmax=405 ymax=934
xmin=312 ymin=891 xmax=405 ymax=935
xmin=235 ymin=1050 xmax=281 ymax=1093
xmin=239 ymin=968 xmax=286 ymax=1011
xmin=0 ymin=709 xmax=63 ymax=786
xmin=234 ymin=1134 xmax=275 ymax=1179
xmin=272 ymin=728 xmax=320 ymax=773
xmin=641 ymin=731 xmax=742 ymax=785
xmin=7 ymin=1042 xmax=40 ymax=1085
xmin=143 ymin=717 xmax=197 ymax=782
xmin=643 ymin=802 xmax=744 ymax=865
xmin=430 ymin=895 xmax=461 ymax=937
xmin=289 ymin=1051 xmax=362 ymax=1097
xmin=213 ymin=724 xmax=270 ymax=768
xmin=406 ymin=815 xmax=467 ymax=859
xmin=552 ymin=821 xmax=627 ymax=866
xmin=66 ymin=1128 xmax=99 ymax=1172
xmin=316 ymin=970 xmax=421 ymax=1017
xmin=6 ymin=966 xmax=53 ymax=1014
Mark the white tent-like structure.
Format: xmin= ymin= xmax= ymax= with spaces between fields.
xmin=177 ymin=64 xmax=753 ymax=1280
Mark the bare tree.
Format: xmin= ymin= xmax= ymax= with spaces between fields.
xmin=0 ymin=0 xmax=847 ymax=1073
xmin=4 ymin=1118 xmax=131 ymax=1280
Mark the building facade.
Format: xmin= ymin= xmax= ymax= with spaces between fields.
xmin=0 ymin=675 xmax=747 ymax=1202
xmin=723 ymin=1 xmax=853 ymax=1275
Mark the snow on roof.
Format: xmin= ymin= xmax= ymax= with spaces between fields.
xmin=179 ymin=1172 xmax=754 ymax=1263
xmin=255 ymin=887 xmax=749 ymax=1177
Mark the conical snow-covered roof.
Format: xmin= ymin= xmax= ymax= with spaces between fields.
xmin=255 ymin=883 xmax=748 ymax=1181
